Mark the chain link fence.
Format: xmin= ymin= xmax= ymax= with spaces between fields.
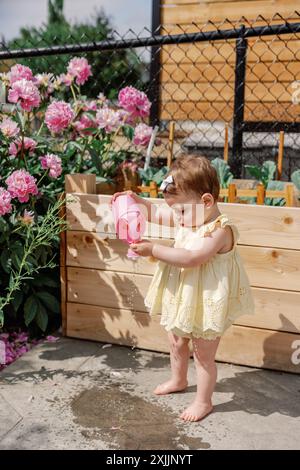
xmin=1 ymin=12 xmax=300 ymax=180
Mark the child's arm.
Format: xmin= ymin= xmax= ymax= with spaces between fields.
xmin=131 ymin=226 xmax=230 ymax=267
xmin=110 ymin=190 xmax=175 ymax=226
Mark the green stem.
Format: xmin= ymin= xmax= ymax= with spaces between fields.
xmin=37 ymin=121 xmax=44 ymax=136
xmin=70 ymin=84 xmax=77 ymax=102
xmin=37 ymin=169 xmax=49 ymax=186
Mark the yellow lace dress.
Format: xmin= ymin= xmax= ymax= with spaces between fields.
xmin=144 ymin=213 xmax=255 ymax=340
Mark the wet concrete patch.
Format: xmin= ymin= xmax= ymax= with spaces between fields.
xmin=71 ymin=384 xmax=210 ymax=450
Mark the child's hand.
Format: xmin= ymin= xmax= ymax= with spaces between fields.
xmin=130 ymin=239 xmax=154 ymax=257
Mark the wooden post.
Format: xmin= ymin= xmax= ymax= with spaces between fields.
xmin=257 ymin=183 xmax=265 ymax=205
xmin=228 ymin=183 xmax=237 ymax=203
xmin=149 ymin=181 xmax=158 ymax=198
xmin=277 ymin=131 xmax=284 ymax=180
xmin=65 ymin=174 xmax=96 ymax=194
xmin=62 ymin=174 xmax=96 ymax=335
xmin=223 ymin=124 xmax=229 ymax=162
xmin=167 ymin=121 xmax=175 ymax=168
xmin=285 ymin=184 xmax=294 ymax=207
xmin=58 ymin=192 xmax=67 ymax=336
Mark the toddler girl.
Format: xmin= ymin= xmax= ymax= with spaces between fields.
xmin=111 ymin=155 xmax=254 ymax=422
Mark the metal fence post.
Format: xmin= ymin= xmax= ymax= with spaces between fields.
xmin=231 ymin=25 xmax=247 ymax=178
xmin=149 ymin=0 xmax=161 ymax=128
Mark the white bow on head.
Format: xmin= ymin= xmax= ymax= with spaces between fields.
xmin=160 ymin=174 xmax=174 ymax=191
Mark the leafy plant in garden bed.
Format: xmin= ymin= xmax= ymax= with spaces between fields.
xmin=0 ymin=57 xmax=157 ymax=335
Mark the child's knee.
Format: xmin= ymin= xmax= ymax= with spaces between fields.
xmin=193 ymin=349 xmax=216 ymax=369
xmin=169 ymin=335 xmax=189 ymax=353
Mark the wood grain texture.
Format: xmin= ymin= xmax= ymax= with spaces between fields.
xmin=161 ymin=1 xmax=298 ymax=24
xmin=66 ymin=195 xmax=300 ymax=250
xmin=66 ymin=303 xmax=300 ymax=373
xmin=66 ymin=264 xmax=300 ymax=333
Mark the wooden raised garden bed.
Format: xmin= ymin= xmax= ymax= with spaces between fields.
xmin=60 ymin=174 xmax=300 ymax=374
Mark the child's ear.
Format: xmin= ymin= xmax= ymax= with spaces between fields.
xmin=201 ymin=193 xmax=214 ymax=208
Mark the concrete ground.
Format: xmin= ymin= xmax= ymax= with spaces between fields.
xmin=0 ymin=336 xmax=300 ymax=450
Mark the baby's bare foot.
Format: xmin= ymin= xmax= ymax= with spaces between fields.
xmin=180 ymin=401 xmax=213 ymax=422
xmin=153 ymin=379 xmax=188 ymax=395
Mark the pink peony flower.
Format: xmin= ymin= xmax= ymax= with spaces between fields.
xmin=45 ymin=335 xmax=59 ymax=342
xmin=45 ymin=100 xmax=74 ymax=133
xmin=0 ymin=118 xmax=20 ymax=138
xmin=0 ymin=331 xmax=35 ymax=370
xmin=118 ymin=86 xmax=151 ymax=119
xmin=8 ymin=79 xmax=41 ymax=111
xmin=55 ymin=73 xmax=74 ymax=88
xmin=0 ymin=187 xmax=12 ymax=216
xmin=9 ymin=137 xmax=37 ymax=157
xmin=67 ymin=57 xmax=92 ymax=85
xmin=33 ymin=73 xmax=55 ymax=97
xmin=6 ymin=169 xmax=38 ymax=203
xmin=96 ymin=107 xmax=121 ymax=133
xmin=73 ymin=114 xmax=97 ymax=135
xmin=9 ymin=64 xmax=33 ymax=85
xmin=33 ymin=73 xmax=54 ymax=88
xmin=82 ymin=100 xmax=98 ymax=111
xmin=97 ymin=92 xmax=108 ymax=107
xmin=39 ymin=153 xmax=62 ymax=179
xmin=133 ymin=123 xmax=153 ymax=146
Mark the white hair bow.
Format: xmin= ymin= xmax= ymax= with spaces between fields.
xmin=160 ymin=174 xmax=174 ymax=191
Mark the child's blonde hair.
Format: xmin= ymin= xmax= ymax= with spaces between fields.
xmin=164 ymin=154 xmax=220 ymax=201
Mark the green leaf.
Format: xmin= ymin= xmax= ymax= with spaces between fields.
xmin=245 ymin=165 xmax=262 ymax=181
xmin=12 ymin=290 xmax=24 ymax=313
xmin=0 ymin=250 xmax=11 ymax=274
xmin=122 ymin=125 xmax=134 ymax=141
xmin=152 ymin=166 xmax=169 ymax=185
xmin=30 ymin=274 xmax=58 ymax=288
xmin=265 ymin=180 xmax=285 ymax=206
xmin=291 ymin=169 xmax=300 ymax=191
xmin=211 ymin=158 xmax=234 ymax=189
xmin=36 ymin=291 xmax=60 ymax=313
xmin=36 ymin=303 xmax=48 ymax=332
xmin=24 ymin=295 xmax=40 ymax=326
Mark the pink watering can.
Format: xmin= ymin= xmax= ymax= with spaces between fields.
xmin=111 ymin=194 xmax=146 ymax=259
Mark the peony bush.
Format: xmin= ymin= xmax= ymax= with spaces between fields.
xmin=0 ymin=57 xmax=156 ymax=336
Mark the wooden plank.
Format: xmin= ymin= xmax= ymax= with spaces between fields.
xmin=59 ymin=193 xmax=67 ymax=336
xmin=160 ymin=100 xmax=300 ymax=121
xmin=66 ymin=232 xmax=173 ymax=274
xmin=67 ymin=302 xmax=170 ymax=352
xmin=162 ymin=81 xmax=295 ymax=103
xmin=239 ymin=245 xmax=300 ymax=291
xmin=161 ymin=1 xmax=299 ymax=24
xmin=161 ymin=61 xmax=300 ymax=84
xmin=236 ymin=287 xmax=300 ymax=333
xmin=161 ymin=0 xmax=244 ymax=4
xmin=161 ymin=18 xmax=300 ymax=34
xmin=217 ymin=325 xmax=300 ymax=373
xmin=66 ymin=266 xmax=300 ymax=333
xmin=67 ymin=267 xmax=151 ymax=312
xmin=66 ymin=193 xmax=176 ymax=239
xmin=65 ymin=174 xmax=96 ymax=194
xmin=67 ymin=234 xmax=300 ymax=293
xmin=66 ymin=194 xmax=300 ymax=250
xmin=66 ymin=302 xmax=300 ymax=373
xmin=161 ymin=39 xmax=300 ymax=65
